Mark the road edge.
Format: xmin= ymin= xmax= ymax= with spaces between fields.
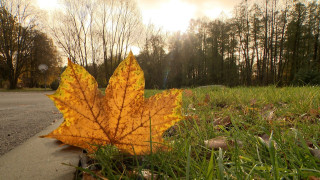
xmin=0 ymin=118 xmax=81 ymax=180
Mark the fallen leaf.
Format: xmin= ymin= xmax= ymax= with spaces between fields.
xmin=250 ymin=98 xmax=257 ymax=106
xmin=83 ymin=173 xmax=96 ymax=180
xmin=309 ymin=176 xmax=320 ymax=180
xmin=182 ymin=115 xmax=200 ymax=128
xmin=83 ymin=170 xmax=108 ymax=180
xmin=204 ymin=136 xmax=229 ymax=150
xmin=183 ymin=89 xmax=193 ymax=97
xmin=41 ymin=52 xmax=183 ymax=155
xmin=204 ymin=137 xmax=243 ymax=150
xmin=184 ymin=115 xmax=199 ymax=121
xmin=213 ymin=116 xmax=231 ymax=127
xmin=278 ymin=102 xmax=288 ymax=108
xmin=264 ymin=110 xmax=275 ymax=121
xmin=130 ymin=169 xmax=158 ymax=180
xmin=216 ymin=102 xmax=227 ymax=108
xmin=204 ymin=136 xmax=244 ymax=150
xmin=163 ymin=124 xmax=178 ymax=137
xmin=300 ymin=113 xmax=308 ymax=118
xmin=262 ymin=104 xmax=274 ymax=111
xmin=310 ymin=108 xmax=320 ymax=117
xmin=188 ymin=104 xmax=196 ymax=111
xmin=141 ymin=169 xmax=158 ymax=180
xmin=204 ymin=94 xmax=211 ymax=104
xmin=309 ymin=148 xmax=320 ymax=160
xmin=243 ymin=106 xmax=257 ymax=115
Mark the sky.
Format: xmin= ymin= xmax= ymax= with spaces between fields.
xmin=136 ymin=0 xmax=241 ymax=32
xmin=37 ymin=0 xmax=241 ymax=32
xmin=37 ymin=0 xmax=60 ymax=10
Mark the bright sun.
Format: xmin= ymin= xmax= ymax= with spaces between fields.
xmin=37 ymin=0 xmax=60 ymax=10
xmin=141 ymin=0 xmax=196 ymax=32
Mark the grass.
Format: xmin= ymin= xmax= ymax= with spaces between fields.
xmin=81 ymin=86 xmax=320 ymax=179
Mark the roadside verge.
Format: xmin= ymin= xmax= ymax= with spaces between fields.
xmin=0 ymin=118 xmax=81 ymax=180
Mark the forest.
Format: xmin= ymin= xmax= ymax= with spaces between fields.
xmin=138 ymin=0 xmax=320 ymax=88
xmin=0 ymin=0 xmax=319 ymax=89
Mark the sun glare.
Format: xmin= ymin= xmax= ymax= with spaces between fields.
xmin=141 ymin=0 xmax=196 ymax=32
xmin=37 ymin=0 xmax=60 ymax=11
xmin=130 ymin=46 xmax=141 ymax=55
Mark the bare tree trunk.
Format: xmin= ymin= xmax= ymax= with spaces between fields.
xmin=262 ymin=0 xmax=268 ymax=85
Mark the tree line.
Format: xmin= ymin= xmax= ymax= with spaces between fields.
xmin=0 ymin=0 xmax=319 ymax=89
xmin=0 ymin=0 xmax=61 ymax=89
xmin=138 ymin=0 xmax=320 ymax=88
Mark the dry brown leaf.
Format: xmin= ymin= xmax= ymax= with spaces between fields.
xmin=204 ymin=94 xmax=211 ymax=104
xmin=250 ymin=98 xmax=257 ymax=106
xmin=130 ymin=169 xmax=158 ymax=180
xmin=213 ymin=116 xmax=232 ymax=127
xmin=204 ymin=136 xmax=243 ymax=150
xmin=204 ymin=136 xmax=229 ymax=150
xmin=309 ymin=148 xmax=320 ymax=160
xmin=188 ymin=104 xmax=196 ymax=111
xmin=183 ymin=89 xmax=193 ymax=97
xmin=83 ymin=171 xmax=108 ymax=180
xmin=310 ymin=109 xmax=318 ymax=116
xmin=262 ymin=104 xmax=274 ymax=111
xmin=264 ymin=110 xmax=275 ymax=121
xmin=309 ymin=176 xmax=320 ymax=180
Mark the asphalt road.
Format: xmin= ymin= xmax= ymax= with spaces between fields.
xmin=0 ymin=91 xmax=62 ymax=156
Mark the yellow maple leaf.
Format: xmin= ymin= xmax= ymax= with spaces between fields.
xmin=41 ymin=51 xmax=182 ymax=155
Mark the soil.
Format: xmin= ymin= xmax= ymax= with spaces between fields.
xmin=0 ymin=91 xmax=62 ymax=156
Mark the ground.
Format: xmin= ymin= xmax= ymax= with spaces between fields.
xmin=0 ymin=91 xmax=62 ymax=156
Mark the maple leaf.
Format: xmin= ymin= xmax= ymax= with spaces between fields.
xmin=41 ymin=52 xmax=182 ymax=155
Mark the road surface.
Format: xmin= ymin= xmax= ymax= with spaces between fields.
xmin=0 ymin=91 xmax=62 ymax=156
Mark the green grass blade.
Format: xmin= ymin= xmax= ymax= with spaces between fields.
xmin=268 ymin=132 xmax=279 ymax=180
xmin=186 ymin=145 xmax=191 ymax=180
xmin=218 ymin=148 xmax=225 ymax=180
xmin=206 ymin=149 xmax=214 ymax=180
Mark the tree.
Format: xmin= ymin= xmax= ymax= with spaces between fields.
xmin=0 ymin=0 xmax=37 ymax=89
xmin=50 ymin=0 xmax=142 ymax=84
xmin=234 ymin=1 xmax=254 ymax=85
xmin=137 ymin=25 xmax=168 ymax=89
xmin=21 ymin=30 xmax=61 ymax=87
xmin=285 ymin=2 xmax=307 ymax=81
xmin=50 ymin=0 xmax=94 ymax=68
xmin=98 ymin=0 xmax=142 ymax=82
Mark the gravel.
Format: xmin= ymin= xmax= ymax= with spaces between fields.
xmin=0 ymin=91 xmax=62 ymax=156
